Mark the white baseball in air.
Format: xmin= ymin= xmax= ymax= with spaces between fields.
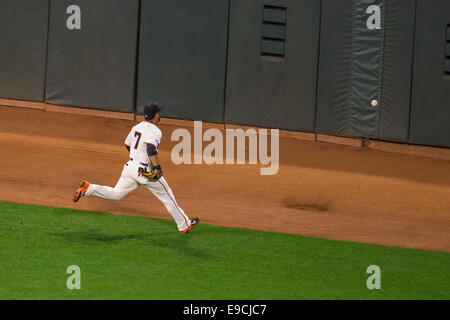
xmin=371 ymin=99 xmax=378 ymax=107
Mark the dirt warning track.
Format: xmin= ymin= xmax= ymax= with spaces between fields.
xmin=0 ymin=106 xmax=449 ymax=251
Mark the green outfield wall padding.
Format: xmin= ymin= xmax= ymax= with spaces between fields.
xmin=315 ymin=0 xmax=354 ymax=136
xmin=378 ymin=0 xmax=416 ymax=142
xmin=224 ymin=0 xmax=321 ymax=131
xmin=0 ymin=0 xmax=49 ymax=101
xmin=409 ymin=0 xmax=450 ymax=148
xmin=348 ymin=0 xmax=385 ymax=138
xmin=316 ymin=0 xmax=415 ymax=142
xmin=136 ymin=0 xmax=229 ymax=122
xmin=45 ymin=0 xmax=139 ymax=112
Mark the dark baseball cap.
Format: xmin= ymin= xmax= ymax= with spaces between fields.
xmin=144 ymin=103 xmax=164 ymax=120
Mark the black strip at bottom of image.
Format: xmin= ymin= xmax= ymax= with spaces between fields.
xmin=1 ymin=300 xmax=445 ymax=318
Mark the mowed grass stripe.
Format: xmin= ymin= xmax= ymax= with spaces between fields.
xmin=0 ymin=201 xmax=448 ymax=299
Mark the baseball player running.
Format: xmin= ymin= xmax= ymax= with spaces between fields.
xmin=72 ymin=103 xmax=199 ymax=234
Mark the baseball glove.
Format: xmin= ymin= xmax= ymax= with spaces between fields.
xmin=138 ymin=165 xmax=163 ymax=181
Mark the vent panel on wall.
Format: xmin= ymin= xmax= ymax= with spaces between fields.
xmin=261 ymin=5 xmax=286 ymax=57
xmin=225 ymin=0 xmax=321 ymax=131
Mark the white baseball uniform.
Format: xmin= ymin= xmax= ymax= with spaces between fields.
xmin=85 ymin=121 xmax=192 ymax=231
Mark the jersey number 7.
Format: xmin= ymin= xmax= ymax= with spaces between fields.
xmin=134 ymin=131 xmax=142 ymax=149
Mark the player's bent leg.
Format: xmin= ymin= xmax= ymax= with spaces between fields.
xmin=85 ymin=176 xmax=138 ymax=200
xmin=144 ymin=177 xmax=194 ymax=232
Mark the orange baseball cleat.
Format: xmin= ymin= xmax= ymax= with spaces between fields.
xmin=72 ymin=180 xmax=90 ymax=202
xmin=179 ymin=217 xmax=200 ymax=234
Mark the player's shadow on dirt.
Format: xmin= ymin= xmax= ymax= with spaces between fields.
xmin=49 ymin=229 xmax=210 ymax=259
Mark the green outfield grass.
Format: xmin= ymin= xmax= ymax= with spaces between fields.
xmin=0 ymin=201 xmax=448 ymax=300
